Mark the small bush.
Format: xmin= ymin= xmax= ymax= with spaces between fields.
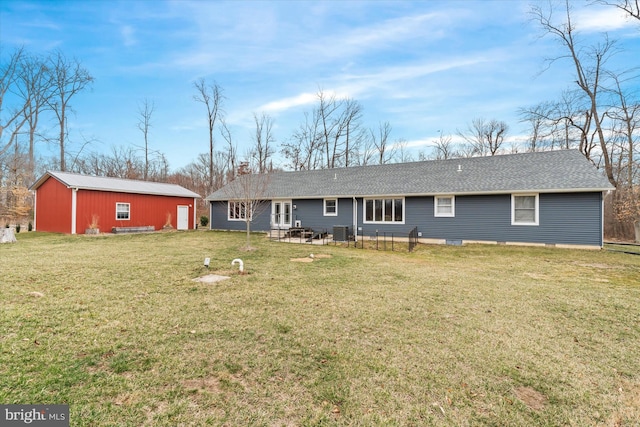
xmin=200 ymin=216 xmax=209 ymax=227
xmin=4 ymin=224 xmax=8 ymax=228
xmin=28 ymin=222 xmax=33 ymax=232
xmin=16 ymin=224 xmax=21 ymax=233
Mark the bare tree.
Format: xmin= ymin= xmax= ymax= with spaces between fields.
xmin=595 ymin=0 xmax=640 ymax=20
xmin=316 ymin=90 xmax=342 ymax=169
xmin=282 ymin=110 xmax=323 ymax=170
xmin=518 ymin=99 xmax=581 ymax=152
xmin=282 ymin=90 xmax=366 ymax=169
xmin=457 ymin=118 xmax=508 ymax=156
xmin=193 ymin=78 xmax=224 ymax=193
xmin=605 ymin=70 xmax=640 ymax=189
xmin=46 ymin=51 xmax=93 ymax=171
xmin=354 ymin=132 xmax=378 ymax=166
xmin=531 ymin=0 xmax=618 ymax=186
xmin=172 ymin=155 xmax=210 ymax=198
xmin=220 ymin=118 xmax=238 ymax=182
xmin=370 ymin=121 xmax=394 ymax=164
xmin=485 ymin=119 xmax=509 ymax=155
xmin=431 ymin=132 xmax=457 ymax=159
xmin=520 ymin=103 xmax=552 ymax=152
xmin=250 ymin=112 xmax=275 ymax=173
xmin=222 ymin=159 xmax=271 ymax=250
xmin=552 ymin=90 xmax=593 ymax=152
xmin=0 ymin=48 xmax=31 ymax=159
xmin=136 ymin=98 xmax=155 ymax=180
xmin=16 ymin=53 xmax=53 ymax=177
xmin=0 ymin=134 xmax=31 ymax=223
xmin=394 ymin=139 xmax=414 ymax=163
xmin=324 ymin=97 xmax=365 ymax=168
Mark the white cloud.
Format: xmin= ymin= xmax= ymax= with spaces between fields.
xmin=331 ymin=54 xmax=494 ymax=101
xmin=573 ymin=7 xmax=635 ymax=32
xmin=257 ymin=92 xmax=319 ymax=113
xmin=120 ymin=25 xmax=136 ymax=47
xmin=254 ymin=51 xmax=495 ymax=118
xmin=295 ymin=12 xmax=448 ymax=67
xmin=340 ymin=13 xmax=442 ymax=50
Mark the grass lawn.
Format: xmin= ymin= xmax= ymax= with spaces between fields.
xmin=1 ymin=231 xmax=639 ymax=426
xmin=605 ymin=242 xmax=640 ymax=256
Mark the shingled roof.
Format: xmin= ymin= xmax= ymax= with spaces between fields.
xmin=31 ymin=171 xmax=201 ymax=198
xmin=206 ymin=150 xmax=613 ymax=201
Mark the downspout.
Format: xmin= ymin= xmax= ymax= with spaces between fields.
xmin=352 ymin=197 xmax=358 ymax=242
xmin=601 ymin=191 xmax=606 ymax=248
xmin=71 ymin=187 xmax=78 ymax=234
xmin=193 ymin=197 xmax=197 ymax=230
xmin=33 ymin=190 xmax=37 ymax=231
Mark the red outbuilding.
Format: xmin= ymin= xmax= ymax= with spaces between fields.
xmin=30 ymin=171 xmax=201 ymax=234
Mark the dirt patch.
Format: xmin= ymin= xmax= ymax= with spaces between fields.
xmin=291 ymin=254 xmax=333 ymax=262
xmin=574 ymin=262 xmax=617 ymax=269
xmin=27 ymin=291 xmax=44 ymax=298
xmin=182 ymin=377 xmax=222 ymax=394
xmin=523 ymin=273 xmax=551 ymax=281
xmin=513 ymin=386 xmax=547 ymax=411
xmin=193 ymin=274 xmax=230 ymax=283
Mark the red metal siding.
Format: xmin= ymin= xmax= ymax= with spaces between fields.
xmin=76 ymin=191 xmax=194 ymax=233
xmin=35 ymin=177 xmax=73 ymax=233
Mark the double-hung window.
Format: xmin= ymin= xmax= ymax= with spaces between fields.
xmin=116 ymin=203 xmax=130 ymax=220
xmin=324 ymin=199 xmax=337 ymax=216
xmin=434 ymin=196 xmax=455 ymax=217
xmin=228 ymin=201 xmax=250 ymax=221
xmin=364 ymin=198 xmax=404 ymax=223
xmin=512 ymin=194 xmax=539 ymax=225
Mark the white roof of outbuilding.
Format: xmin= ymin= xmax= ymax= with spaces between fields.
xmin=30 ymin=171 xmax=201 ymax=198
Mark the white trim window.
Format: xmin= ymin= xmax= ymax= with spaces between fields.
xmin=512 ymin=194 xmax=539 ymax=226
xmin=364 ymin=198 xmax=404 ymax=223
xmin=434 ymin=196 xmax=455 ymax=217
xmin=116 ymin=203 xmax=130 ymax=220
xmin=324 ymin=198 xmax=338 ymax=216
xmin=228 ymin=201 xmax=250 ymax=221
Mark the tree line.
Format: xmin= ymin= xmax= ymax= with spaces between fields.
xmin=1 ymin=1 xmax=638 ymax=240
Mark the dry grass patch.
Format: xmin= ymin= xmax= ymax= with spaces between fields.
xmin=513 ymin=386 xmax=547 ymax=411
xmin=1 ymin=232 xmax=639 ymax=425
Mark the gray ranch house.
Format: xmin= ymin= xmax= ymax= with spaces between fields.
xmin=205 ymin=150 xmax=614 ymax=249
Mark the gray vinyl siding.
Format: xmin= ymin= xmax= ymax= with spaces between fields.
xmin=209 ymin=201 xmax=271 ymax=232
xmin=355 ymin=193 xmax=603 ymax=246
xmin=292 ymin=198 xmax=354 ymax=231
xmin=210 ymin=192 xmax=603 ymax=246
xmin=210 ymin=198 xmax=354 ymax=232
xmin=415 ymin=192 xmax=602 ymax=246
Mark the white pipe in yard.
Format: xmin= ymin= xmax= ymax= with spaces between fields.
xmin=231 ymin=258 xmax=244 ymax=273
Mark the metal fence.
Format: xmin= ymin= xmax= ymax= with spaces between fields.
xmin=269 ymin=225 xmax=420 ymax=252
xmin=269 ymin=226 xmax=331 ymax=245
xmin=341 ymin=226 xmax=419 ymax=253
xmin=408 ymin=226 xmax=419 ymax=252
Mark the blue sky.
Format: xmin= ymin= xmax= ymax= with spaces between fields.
xmin=1 ymin=0 xmax=639 ymax=171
